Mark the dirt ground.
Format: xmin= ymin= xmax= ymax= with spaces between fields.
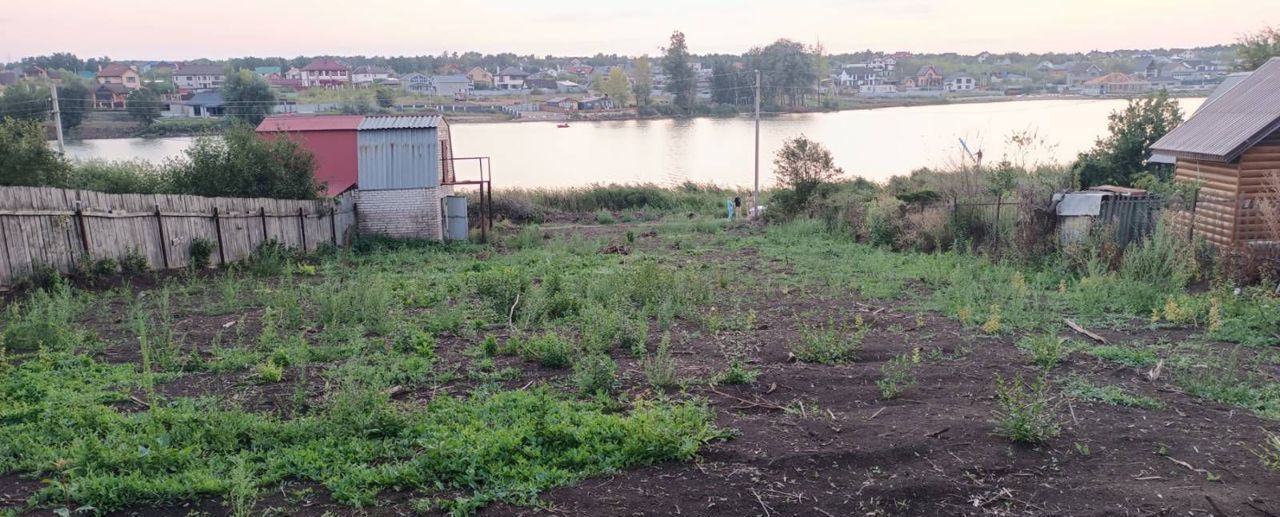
xmin=10 ymin=223 xmax=1280 ymax=517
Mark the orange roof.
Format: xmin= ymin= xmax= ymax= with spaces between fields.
xmin=1085 ymin=72 xmax=1141 ymax=85
xmin=97 ymin=63 xmax=135 ymax=77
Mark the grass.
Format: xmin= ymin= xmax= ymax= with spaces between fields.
xmin=3 ymin=202 xmax=1279 ymax=514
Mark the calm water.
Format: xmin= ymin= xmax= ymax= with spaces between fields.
xmin=62 ymin=97 xmax=1204 ymax=189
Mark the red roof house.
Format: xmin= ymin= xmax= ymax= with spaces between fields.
xmin=300 ymin=59 xmax=351 ymax=88
xmin=256 ymin=115 xmax=364 ymax=195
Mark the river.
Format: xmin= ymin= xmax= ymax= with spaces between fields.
xmin=61 ymin=97 xmax=1204 ymax=189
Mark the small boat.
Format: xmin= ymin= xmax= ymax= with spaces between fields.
xmin=556 ymin=123 xmax=570 ymax=128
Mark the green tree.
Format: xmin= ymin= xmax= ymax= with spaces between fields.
xmin=168 ymin=124 xmax=321 ymax=199
xmin=1237 ymin=26 xmax=1280 ymax=71
xmin=601 ymin=67 xmax=632 ymax=106
xmin=772 ymin=135 xmax=843 ymax=216
xmin=0 ymin=83 xmax=49 ymax=122
xmin=126 ymin=88 xmax=162 ymax=126
xmin=0 ymin=117 xmax=69 ymax=187
xmin=632 ymin=55 xmax=653 ymax=108
xmin=747 ymin=40 xmax=818 ymax=108
xmin=221 ymin=70 xmax=276 ymax=125
xmin=710 ymin=59 xmax=738 ymax=105
xmin=56 ymin=79 xmax=90 ymax=132
xmin=662 ymin=30 xmax=695 ymax=112
xmin=375 ymin=87 xmax=395 ymax=109
xmin=1073 ymin=90 xmax=1183 ymax=188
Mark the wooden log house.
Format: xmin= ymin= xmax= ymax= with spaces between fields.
xmin=1151 ymin=57 xmax=1280 ymax=247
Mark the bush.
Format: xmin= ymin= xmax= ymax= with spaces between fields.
xmin=643 ymin=334 xmax=679 ymax=390
xmin=190 ymin=238 xmax=215 ymax=269
xmin=1018 ymin=333 xmax=1066 ymax=370
xmin=573 ymin=353 xmax=617 ymax=394
xmin=1119 ymin=219 xmax=1199 ymax=290
xmin=256 ymin=359 xmax=284 ymax=383
xmin=121 ymin=248 xmax=149 ymax=274
xmin=876 ymin=352 xmax=918 ymax=399
xmin=992 ymin=374 xmax=1060 ymax=444
xmin=167 ymin=124 xmax=322 ymax=199
xmin=0 ymin=117 xmax=70 ymax=187
xmin=714 ymin=359 xmax=759 ymax=385
xmin=792 ymin=324 xmax=865 ymax=364
xmin=68 ymin=159 xmax=168 ymax=194
xmin=0 ymin=284 xmax=82 ymax=352
xmin=520 ymin=332 xmax=572 ymax=368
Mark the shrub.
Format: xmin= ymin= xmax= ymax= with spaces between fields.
xmin=595 ymin=210 xmax=616 ymax=224
xmin=0 ymin=284 xmax=82 ymax=352
xmin=244 ymin=240 xmax=292 ymax=277
xmin=521 ymin=332 xmax=572 ymax=368
xmin=67 ymin=159 xmax=168 ymax=194
xmin=190 ymin=238 xmax=216 ymax=269
xmin=0 ymin=117 xmax=70 ymax=188
xmin=120 ymin=248 xmax=149 ymax=275
xmin=573 ymin=353 xmax=618 ymax=394
xmin=1018 ymin=333 xmax=1066 ymax=369
xmin=864 ymin=195 xmax=903 ymax=248
xmin=1119 ymin=219 xmax=1199 ymax=290
xmin=792 ymin=324 xmax=865 ymax=364
xmin=876 ymin=352 xmax=918 ymax=399
xmin=714 ymin=359 xmax=759 ymax=385
xmin=256 ymin=360 xmax=284 ymax=383
xmin=643 ymin=334 xmax=679 ymax=390
xmin=992 ymin=374 xmax=1060 ymax=444
xmin=395 ymin=328 xmax=438 ymax=362
xmin=166 ymin=124 xmax=321 ymax=199
xmin=91 ymin=258 xmax=119 ymax=277
xmin=1258 ymin=430 xmax=1280 ymax=472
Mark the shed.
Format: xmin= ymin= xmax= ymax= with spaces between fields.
xmin=1150 ymin=57 xmax=1280 ymax=246
xmin=256 ymin=115 xmax=364 ymax=196
xmin=354 ymin=115 xmax=456 ymax=240
xmin=1054 ymin=185 xmax=1159 ymax=246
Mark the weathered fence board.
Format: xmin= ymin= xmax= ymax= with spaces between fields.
xmin=0 ymin=187 xmax=356 ymax=287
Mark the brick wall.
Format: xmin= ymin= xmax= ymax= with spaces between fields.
xmin=355 ymin=187 xmax=445 ymax=240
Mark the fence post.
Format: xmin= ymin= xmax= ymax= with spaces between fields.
xmin=74 ymin=202 xmax=90 ymax=259
xmin=993 ymin=195 xmax=1002 ymax=254
xmin=155 ymin=205 xmax=169 ymax=269
xmin=260 ymin=206 xmax=268 ymax=244
xmin=298 ymin=207 xmax=307 ymax=252
xmin=213 ymin=206 xmax=226 ymax=267
xmin=330 ymin=206 xmax=337 ymax=245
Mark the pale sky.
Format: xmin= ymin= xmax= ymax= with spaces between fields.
xmin=2 ymin=0 xmax=1273 ymax=61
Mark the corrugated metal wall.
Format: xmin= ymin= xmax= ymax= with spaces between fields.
xmin=356 ymin=128 xmax=440 ymax=190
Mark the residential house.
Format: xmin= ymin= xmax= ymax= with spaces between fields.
xmin=837 ymin=64 xmax=875 ymax=88
xmin=352 ymin=65 xmax=394 ymax=86
xmin=495 ymin=67 xmax=528 ymax=90
xmin=565 ymin=59 xmax=593 ymax=76
xmin=1081 ymin=73 xmax=1150 ymax=96
xmin=556 ymin=80 xmax=585 ymax=93
xmin=21 ymin=65 xmax=48 ymax=80
xmin=915 ymin=65 xmax=944 ymax=89
xmin=542 ymin=97 xmax=578 ymax=112
xmin=988 ymin=71 xmax=1031 ymax=84
xmin=429 ymin=75 xmax=473 ymax=97
xmin=96 ymin=64 xmax=142 ymax=90
xmin=300 ymin=59 xmax=351 ymax=88
xmin=172 ymin=64 xmax=226 ymax=91
xmin=577 ymin=96 xmax=613 ymax=111
xmin=1132 ymin=57 xmax=1166 ymax=79
xmin=268 ymin=77 xmax=304 ymax=92
xmin=526 ymin=72 xmax=559 ymax=91
xmin=1045 ymin=62 xmax=1103 ymax=87
xmin=285 ymin=67 xmax=303 ymax=81
xmin=178 ymin=91 xmax=225 ymax=117
xmin=466 ymin=67 xmax=493 ymax=88
xmin=1149 ymin=57 xmax=1280 ymax=247
xmin=944 ymin=73 xmax=976 ymax=92
xmin=94 ymin=83 xmax=130 ymax=109
xmin=401 ymin=72 xmax=432 ymax=94
xmin=897 ymin=76 xmax=917 ymax=90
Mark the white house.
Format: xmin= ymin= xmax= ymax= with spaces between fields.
xmin=352 ymin=65 xmax=394 ymax=86
xmin=172 ymin=64 xmax=226 ymax=91
xmin=429 ymin=75 xmax=473 ymax=97
xmin=495 ymin=67 xmax=528 ymax=90
xmin=401 ymin=72 xmax=431 ymax=94
xmin=944 ymin=73 xmax=976 ymax=92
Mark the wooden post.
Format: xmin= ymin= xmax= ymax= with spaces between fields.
xmin=1187 ymin=190 xmax=1199 ymax=241
xmin=298 ymin=207 xmax=307 ymax=252
xmin=74 ymin=203 xmax=90 ymax=258
xmin=155 ymin=205 xmax=169 ymax=269
xmin=993 ymin=195 xmax=1002 ymax=253
xmin=260 ymin=206 xmax=268 ymax=244
xmin=330 ymin=206 xmax=337 ymax=245
xmin=212 ymin=206 xmax=226 ymax=267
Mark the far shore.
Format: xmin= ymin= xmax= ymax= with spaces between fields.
xmin=53 ymin=92 xmax=1208 ymax=141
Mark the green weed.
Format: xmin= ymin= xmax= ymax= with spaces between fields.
xmin=992 ymin=374 xmax=1060 ymax=444
xmin=876 ymin=353 xmax=918 ymax=399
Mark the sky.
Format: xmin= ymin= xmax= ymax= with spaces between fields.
xmin=2 ymin=0 xmax=1273 ymax=61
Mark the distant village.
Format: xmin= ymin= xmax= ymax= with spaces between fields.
xmin=0 ymin=46 xmax=1241 ymax=127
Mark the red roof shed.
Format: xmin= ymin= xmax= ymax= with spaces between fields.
xmin=256 ymin=115 xmax=364 ymax=196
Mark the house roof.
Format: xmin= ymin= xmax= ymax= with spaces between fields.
xmin=1198 ymin=72 xmax=1251 ymax=112
xmin=1150 ymin=57 xmax=1280 ymax=162
xmin=184 ymin=91 xmax=224 ymax=107
xmin=916 ymin=65 xmax=939 ymax=76
xmin=353 ymin=65 xmax=392 ymax=75
xmin=468 ymin=67 xmax=492 ymax=76
xmin=175 ymin=64 xmax=225 ymax=76
xmin=253 ymin=66 xmax=281 ymax=76
xmin=499 ymin=67 xmax=529 ymax=77
xmin=256 ymin=115 xmax=365 ymax=132
xmin=357 ymin=115 xmax=442 ymax=130
xmin=303 ymin=59 xmax=350 ymax=72
xmin=1084 ymin=73 xmax=1143 ymax=85
xmin=97 ymin=63 xmax=135 ymax=78
xmin=430 ymin=75 xmax=471 ymax=84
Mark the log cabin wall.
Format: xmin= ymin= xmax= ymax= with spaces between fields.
xmin=1237 ymin=129 xmax=1280 ymax=243
xmin=1173 ymin=157 xmax=1240 ymax=246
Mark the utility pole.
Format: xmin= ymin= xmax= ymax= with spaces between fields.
xmin=753 ymin=69 xmax=761 ymax=218
xmin=49 ymin=81 xmax=65 ymax=154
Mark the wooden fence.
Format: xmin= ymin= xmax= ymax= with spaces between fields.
xmin=0 ymin=187 xmax=357 ymax=287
